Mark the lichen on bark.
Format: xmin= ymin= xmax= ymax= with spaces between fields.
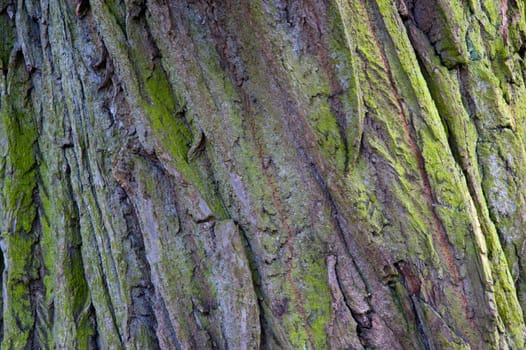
xmin=1 ymin=0 xmax=526 ymax=349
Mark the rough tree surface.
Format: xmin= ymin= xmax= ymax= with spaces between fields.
xmin=1 ymin=0 xmax=526 ymax=349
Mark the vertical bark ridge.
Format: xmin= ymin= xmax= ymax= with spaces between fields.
xmin=365 ymin=0 xmax=480 ymax=341
xmin=1 ymin=0 xmax=526 ymax=349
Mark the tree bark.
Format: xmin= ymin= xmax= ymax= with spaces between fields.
xmin=1 ymin=0 xmax=526 ymax=348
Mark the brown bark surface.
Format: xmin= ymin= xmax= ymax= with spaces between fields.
xmin=1 ymin=0 xmax=526 ymax=349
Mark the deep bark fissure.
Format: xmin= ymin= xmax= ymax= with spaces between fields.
xmin=333 ymin=257 xmax=371 ymax=346
xmin=123 ymin=197 xmax=160 ymax=349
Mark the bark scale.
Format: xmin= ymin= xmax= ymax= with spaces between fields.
xmin=0 ymin=0 xmax=526 ymax=349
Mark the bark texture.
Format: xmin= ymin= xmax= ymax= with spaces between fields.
xmin=1 ymin=0 xmax=526 ymax=349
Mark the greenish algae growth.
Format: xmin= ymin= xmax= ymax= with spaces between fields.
xmin=359 ymin=1 xmax=526 ymax=347
xmin=329 ymin=0 xmax=366 ymax=165
xmin=298 ymin=257 xmax=332 ymax=349
xmin=39 ymin=0 xmax=526 ymax=348
xmin=0 ymin=13 xmax=15 ymax=71
xmin=104 ymin=0 xmax=127 ymax=33
xmin=466 ymin=35 xmax=481 ymax=61
xmin=283 ymin=256 xmax=332 ymax=350
xmin=101 ymin=0 xmax=227 ymax=220
xmin=0 ymin=69 xmax=39 ymax=348
xmin=418 ymin=301 xmax=470 ymax=349
xmin=463 ymin=67 xmax=525 ymax=346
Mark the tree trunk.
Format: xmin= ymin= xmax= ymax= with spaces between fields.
xmin=1 ymin=0 xmax=526 ymax=348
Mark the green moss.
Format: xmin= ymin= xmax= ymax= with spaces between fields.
xmin=89 ymin=0 xmax=526 ymax=347
xmin=76 ymin=309 xmax=97 ymax=350
xmin=466 ymin=35 xmax=481 ymax=61
xmin=100 ymin=0 xmax=126 ymax=33
xmin=418 ymin=301 xmax=471 ymax=349
xmin=493 ymin=261 xmax=525 ymax=345
xmin=410 ymin=24 xmax=525 ymax=337
xmin=433 ymin=0 xmax=469 ymax=67
xmin=345 ymin=0 xmax=526 ymax=346
xmin=0 ymin=12 xmax=15 ymax=70
xmin=309 ymin=98 xmax=347 ymax=168
xmin=1 ymin=109 xmax=37 ymax=233
xmin=329 ymin=0 xmax=367 ymax=165
xmin=282 ymin=256 xmax=332 ymax=349
xmin=0 ymin=232 xmax=38 ymax=349
xmin=0 ymin=72 xmax=40 ymax=347
xmin=142 ymin=67 xmax=192 ymax=164
xmin=298 ymin=259 xmax=331 ymax=349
